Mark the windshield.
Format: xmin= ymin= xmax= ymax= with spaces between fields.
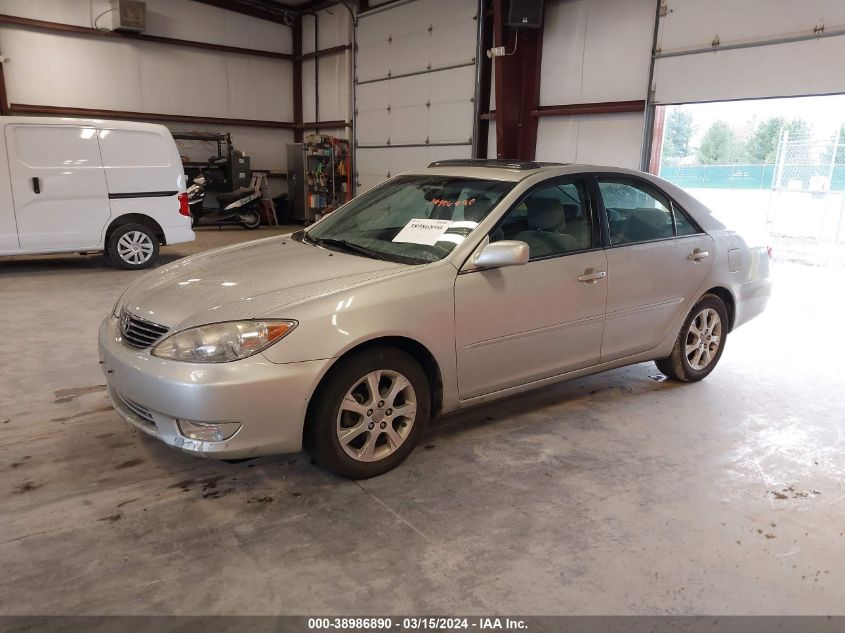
xmin=294 ymin=175 xmax=515 ymax=264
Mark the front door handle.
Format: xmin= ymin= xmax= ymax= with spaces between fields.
xmin=688 ymin=249 xmax=709 ymax=262
xmin=32 ymin=177 xmax=41 ymax=194
xmin=578 ymin=270 xmax=607 ymax=284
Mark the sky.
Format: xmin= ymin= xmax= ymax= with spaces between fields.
xmin=667 ymin=94 xmax=845 ymax=144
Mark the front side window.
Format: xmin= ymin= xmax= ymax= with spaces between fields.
xmin=493 ymin=179 xmax=593 ymax=259
xmin=599 ymin=179 xmax=675 ymax=246
xmin=297 ymin=175 xmax=515 ymax=264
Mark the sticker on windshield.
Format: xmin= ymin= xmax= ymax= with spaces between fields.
xmin=392 ymin=219 xmax=453 ymax=246
xmin=431 ymin=198 xmax=476 ymax=208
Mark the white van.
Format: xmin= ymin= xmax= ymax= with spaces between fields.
xmin=0 ymin=117 xmax=193 ymax=269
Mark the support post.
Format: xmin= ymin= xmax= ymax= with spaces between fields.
xmin=0 ymin=53 xmax=8 ymax=115
xmin=492 ymin=0 xmax=543 ymax=161
xmin=647 ymin=105 xmax=666 ymax=175
xmin=474 ymin=0 xmax=492 ymax=159
xmin=293 ymin=15 xmax=304 ymax=142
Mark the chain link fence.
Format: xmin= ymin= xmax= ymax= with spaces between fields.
xmin=659 ymin=133 xmax=845 ymax=245
xmin=659 ymin=134 xmax=845 ymax=193
xmin=773 ymin=133 xmax=845 ymax=192
xmin=659 ymin=164 xmax=776 ymax=189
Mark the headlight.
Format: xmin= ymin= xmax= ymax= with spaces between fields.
xmin=151 ymin=320 xmax=297 ymax=363
xmin=112 ymin=289 xmax=129 ymax=317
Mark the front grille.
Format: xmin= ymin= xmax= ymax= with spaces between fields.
xmin=119 ymin=308 xmax=169 ymax=349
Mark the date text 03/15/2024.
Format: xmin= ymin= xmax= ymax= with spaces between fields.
xmin=307 ymin=617 xmax=528 ymax=630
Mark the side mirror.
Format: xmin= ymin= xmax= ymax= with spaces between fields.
xmin=470 ymin=240 xmax=529 ymax=270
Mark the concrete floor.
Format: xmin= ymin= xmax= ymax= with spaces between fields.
xmin=1 ymin=227 xmax=843 ymax=615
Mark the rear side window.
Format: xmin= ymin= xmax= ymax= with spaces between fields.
xmin=98 ymin=130 xmax=172 ymax=168
xmin=673 ymin=204 xmax=700 ymax=236
xmin=598 ymin=179 xmax=674 ymax=246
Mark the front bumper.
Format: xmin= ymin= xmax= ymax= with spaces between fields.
xmin=98 ymin=316 xmax=330 ymax=459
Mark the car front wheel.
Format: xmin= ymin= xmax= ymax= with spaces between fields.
xmin=305 ymin=348 xmax=430 ymax=479
xmin=656 ymin=293 xmax=728 ymax=382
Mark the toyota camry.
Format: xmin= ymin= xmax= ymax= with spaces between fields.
xmin=99 ymin=159 xmax=771 ymax=478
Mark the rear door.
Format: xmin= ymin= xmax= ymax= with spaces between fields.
xmin=597 ymin=176 xmax=714 ymax=361
xmin=5 ymin=124 xmax=110 ymax=250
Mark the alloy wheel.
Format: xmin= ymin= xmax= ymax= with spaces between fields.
xmin=336 ymin=370 xmax=417 ymax=463
xmin=116 ymin=231 xmax=155 ymax=265
xmin=686 ymin=307 xmax=722 ymax=370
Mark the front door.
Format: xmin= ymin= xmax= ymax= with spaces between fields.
xmin=455 ymin=177 xmax=608 ymax=400
xmin=597 ymin=176 xmax=715 ymax=361
xmin=5 ymin=124 xmax=111 ymax=250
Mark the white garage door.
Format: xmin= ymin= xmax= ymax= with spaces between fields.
xmin=652 ymin=0 xmax=845 ymax=104
xmin=355 ymin=0 xmax=479 ymax=192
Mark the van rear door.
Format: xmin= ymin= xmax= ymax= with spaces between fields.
xmin=5 ymin=124 xmax=110 ymax=250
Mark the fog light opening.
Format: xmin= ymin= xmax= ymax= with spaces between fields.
xmin=176 ymin=420 xmax=242 ymax=442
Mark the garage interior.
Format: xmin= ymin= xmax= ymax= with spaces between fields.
xmin=2 ymin=0 xmax=845 ymax=620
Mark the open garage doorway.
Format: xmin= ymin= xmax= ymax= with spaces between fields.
xmin=648 ymin=96 xmax=845 ymax=468
xmin=650 ymin=94 xmax=845 ymax=268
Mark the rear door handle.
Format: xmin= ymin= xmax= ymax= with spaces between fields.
xmin=32 ymin=177 xmax=41 ymax=194
xmin=688 ymin=249 xmax=709 ymax=262
xmin=578 ymin=270 xmax=607 ymax=284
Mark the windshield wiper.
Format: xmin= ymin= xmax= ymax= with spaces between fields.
xmin=312 ymin=237 xmax=389 ymax=261
xmin=294 ymin=230 xmax=317 ymax=245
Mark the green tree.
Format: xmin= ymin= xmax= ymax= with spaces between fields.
xmin=663 ymin=107 xmax=696 ymax=161
xmin=784 ymin=118 xmax=811 ymax=140
xmin=697 ymin=121 xmax=745 ymax=165
xmin=745 ymin=117 xmax=784 ymax=164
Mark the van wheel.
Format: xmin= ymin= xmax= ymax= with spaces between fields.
xmin=107 ymin=224 xmax=159 ymax=269
xmin=656 ymin=294 xmax=728 ymax=382
xmin=305 ymin=348 xmax=430 ymax=479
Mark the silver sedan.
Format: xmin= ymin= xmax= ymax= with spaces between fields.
xmin=99 ymin=160 xmax=772 ymax=478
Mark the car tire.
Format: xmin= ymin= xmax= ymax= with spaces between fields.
xmin=656 ymin=293 xmax=729 ymax=382
xmin=240 ymin=209 xmax=261 ymax=229
xmin=107 ymin=223 xmax=160 ymax=270
xmin=305 ymin=347 xmax=431 ymax=479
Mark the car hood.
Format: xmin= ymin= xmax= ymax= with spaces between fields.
xmin=121 ymin=236 xmax=408 ymax=328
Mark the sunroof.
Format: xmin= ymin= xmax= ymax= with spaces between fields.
xmin=427 ymin=159 xmax=567 ymax=170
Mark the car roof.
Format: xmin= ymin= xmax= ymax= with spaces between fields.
xmin=405 ymin=160 xmax=653 ymax=183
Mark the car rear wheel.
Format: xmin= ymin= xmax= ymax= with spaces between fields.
xmin=107 ymin=224 xmax=159 ymax=270
xmin=656 ymin=294 xmax=728 ymax=382
xmin=305 ymin=347 xmax=430 ymax=479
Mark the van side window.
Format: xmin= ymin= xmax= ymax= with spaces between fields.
xmin=13 ymin=126 xmax=101 ymax=168
xmin=598 ymin=179 xmax=674 ymax=246
xmin=98 ymin=130 xmax=172 ymax=167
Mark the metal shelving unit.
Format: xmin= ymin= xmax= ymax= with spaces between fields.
xmin=287 ymin=136 xmax=351 ymax=224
